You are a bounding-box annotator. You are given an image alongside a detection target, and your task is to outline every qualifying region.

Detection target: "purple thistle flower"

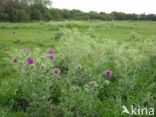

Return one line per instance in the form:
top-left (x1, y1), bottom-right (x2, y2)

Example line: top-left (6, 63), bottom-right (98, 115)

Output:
top-left (51, 56), bottom-right (56, 61)
top-left (12, 32), bottom-right (15, 34)
top-left (55, 69), bottom-right (61, 74)
top-left (106, 70), bottom-right (112, 77)
top-left (47, 48), bottom-right (54, 54)
top-left (27, 57), bottom-right (34, 65)
top-left (12, 58), bottom-right (17, 63)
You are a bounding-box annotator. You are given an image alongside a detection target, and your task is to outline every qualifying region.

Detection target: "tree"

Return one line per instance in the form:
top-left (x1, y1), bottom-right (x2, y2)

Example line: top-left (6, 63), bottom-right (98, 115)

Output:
top-left (50, 8), bottom-right (63, 20)
top-left (0, 0), bottom-right (156, 22)
top-left (0, 5), bottom-right (8, 21)
top-left (17, 10), bottom-right (30, 21)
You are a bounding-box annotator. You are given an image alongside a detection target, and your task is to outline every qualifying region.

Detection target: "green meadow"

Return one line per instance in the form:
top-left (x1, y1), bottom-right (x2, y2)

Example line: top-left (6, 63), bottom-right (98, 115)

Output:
top-left (0, 21), bottom-right (156, 116)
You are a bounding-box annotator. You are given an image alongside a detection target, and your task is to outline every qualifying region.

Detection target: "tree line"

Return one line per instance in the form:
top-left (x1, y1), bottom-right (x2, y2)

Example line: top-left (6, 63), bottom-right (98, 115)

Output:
top-left (0, 0), bottom-right (156, 22)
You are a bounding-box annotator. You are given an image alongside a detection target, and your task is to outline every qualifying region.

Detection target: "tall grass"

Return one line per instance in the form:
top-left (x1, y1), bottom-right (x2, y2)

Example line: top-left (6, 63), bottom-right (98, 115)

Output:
top-left (1, 28), bottom-right (155, 116)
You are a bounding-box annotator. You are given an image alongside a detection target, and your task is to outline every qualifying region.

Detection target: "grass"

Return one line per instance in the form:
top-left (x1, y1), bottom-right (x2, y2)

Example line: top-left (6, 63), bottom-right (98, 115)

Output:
top-left (0, 20), bottom-right (156, 117)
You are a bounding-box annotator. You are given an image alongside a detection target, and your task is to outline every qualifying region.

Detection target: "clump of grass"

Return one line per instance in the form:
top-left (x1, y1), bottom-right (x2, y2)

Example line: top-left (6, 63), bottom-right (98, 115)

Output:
top-left (0, 25), bottom-right (8, 29)
top-left (86, 28), bottom-right (96, 37)
top-left (64, 23), bottom-right (79, 28)
top-left (54, 31), bottom-right (64, 40)
top-left (129, 32), bottom-right (141, 41)
top-left (39, 20), bottom-right (45, 25)
top-left (13, 26), bottom-right (20, 29)
top-left (48, 24), bottom-right (59, 31)
top-left (107, 22), bottom-right (115, 28)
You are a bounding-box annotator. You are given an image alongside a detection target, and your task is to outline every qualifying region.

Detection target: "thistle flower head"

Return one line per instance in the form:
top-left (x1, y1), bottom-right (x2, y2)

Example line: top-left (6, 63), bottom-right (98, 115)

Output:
top-left (75, 87), bottom-right (81, 93)
top-left (72, 86), bottom-right (81, 93)
top-left (106, 70), bottom-right (112, 77)
top-left (76, 64), bottom-right (82, 70)
top-left (27, 57), bottom-right (34, 65)
top-left (47, 48), bottom-right (54, 54)
top-left (51, 55), bottom-right (56, 61)
top-left (89, 81), bottom-right (98, 87)
top-left (55, 69), bottom-right (61, 74)
top-left (104, 80), bottom-right (110, 85)
top-left (56, 76), bottom-right (61, 80)
top-left (12, 58), bottom-right (17, 63)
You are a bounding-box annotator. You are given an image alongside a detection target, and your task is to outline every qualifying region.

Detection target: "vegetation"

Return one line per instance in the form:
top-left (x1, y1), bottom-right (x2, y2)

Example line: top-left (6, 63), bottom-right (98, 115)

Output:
top-left (0, 21), bottom-right (156, 116)
top-left (0, 0), bottom-right (156, 22)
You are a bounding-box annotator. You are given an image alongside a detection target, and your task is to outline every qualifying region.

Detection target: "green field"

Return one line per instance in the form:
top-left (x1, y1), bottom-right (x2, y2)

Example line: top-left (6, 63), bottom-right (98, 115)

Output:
top-left (0, 21), bottom-right (156, 116)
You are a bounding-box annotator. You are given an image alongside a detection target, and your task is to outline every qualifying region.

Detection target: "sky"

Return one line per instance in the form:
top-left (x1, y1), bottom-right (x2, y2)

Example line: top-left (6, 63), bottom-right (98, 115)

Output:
top-left (52, 0), bottom-right (156, 14)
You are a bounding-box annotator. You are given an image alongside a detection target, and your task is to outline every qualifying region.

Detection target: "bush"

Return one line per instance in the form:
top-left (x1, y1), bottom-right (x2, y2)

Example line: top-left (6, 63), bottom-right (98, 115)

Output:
top-left (129, 32), bottom-right (141, 41)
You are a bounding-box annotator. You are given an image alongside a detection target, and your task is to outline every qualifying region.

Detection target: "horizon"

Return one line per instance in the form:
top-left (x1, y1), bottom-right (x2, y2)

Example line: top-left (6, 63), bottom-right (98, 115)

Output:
top-left (52, 0), bottom-right (156, 15)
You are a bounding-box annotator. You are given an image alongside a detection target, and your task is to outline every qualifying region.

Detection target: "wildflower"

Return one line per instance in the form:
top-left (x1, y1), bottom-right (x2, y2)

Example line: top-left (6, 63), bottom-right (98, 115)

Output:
top-left (72, 86), bottom-right (81, 93)
top-left (49, 84), bottom-right (54, 89)
top-left (76, 64), bottom-right (82, 70)
top-left (12, 58), bottom-right (17, 63)
top-left (12, 32), bottom-right (15, 34)
top-left (89, 81), bottom-right (98, 87)
top-left (56, 76), bottom-right (61, 80)
top-left (47, 48), bottom-right (54, 54)
top-left (24, 48), bottom-right (30, 54)
top-left (27, 57), bottom-right (34, 65)
top-left (51, 55), bottom-right (56, 61)
top-left (75, 87), bottom-right (81, 93)
top-left (106, 70), bottom-right (112, 77)
top-left (41, 64), bottom-right (45, 69)
top-left (104, 80), bottom-right (110, 85)
top-left (20, 62), bottom-right (24, 66)
top-left (55, 69), bottom-right (61, 74)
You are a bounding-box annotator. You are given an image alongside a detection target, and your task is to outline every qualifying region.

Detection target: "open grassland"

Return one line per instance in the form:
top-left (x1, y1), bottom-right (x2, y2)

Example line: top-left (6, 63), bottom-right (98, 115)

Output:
top-left (0, 21), bottom-right (156, 117)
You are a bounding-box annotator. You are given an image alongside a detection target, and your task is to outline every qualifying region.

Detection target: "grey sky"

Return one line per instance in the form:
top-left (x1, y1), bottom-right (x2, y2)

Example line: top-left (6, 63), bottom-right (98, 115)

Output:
top-left (52, 0), bottom-right (156, 14)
